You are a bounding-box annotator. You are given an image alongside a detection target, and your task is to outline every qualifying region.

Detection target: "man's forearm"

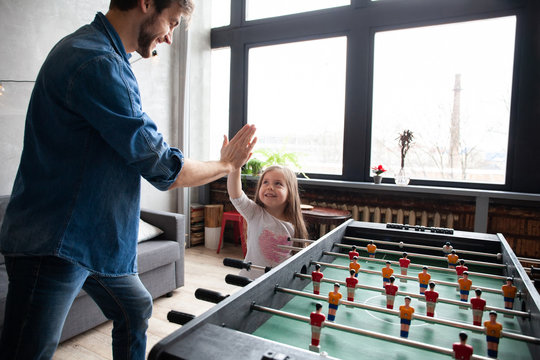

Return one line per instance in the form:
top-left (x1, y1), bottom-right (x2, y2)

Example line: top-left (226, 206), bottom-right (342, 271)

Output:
top-left (168, 158), bottom-right (233, 189)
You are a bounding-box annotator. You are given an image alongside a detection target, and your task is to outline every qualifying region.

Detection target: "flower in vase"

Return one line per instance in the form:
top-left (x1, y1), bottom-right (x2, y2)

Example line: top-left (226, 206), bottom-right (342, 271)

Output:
top-left (371, 165), bottom-right (387, 176)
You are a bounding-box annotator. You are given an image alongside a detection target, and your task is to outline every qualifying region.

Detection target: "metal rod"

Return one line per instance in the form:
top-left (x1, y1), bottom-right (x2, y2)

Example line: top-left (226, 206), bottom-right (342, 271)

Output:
top-left (294, 273), bottom-right (528, 318)
top-left (335, 243), bottom-right (506, 269)
top-left (326, 250), bottom-right (507, 281)
top-left (315, 260), bottom-right (503, 295)
top-left (518, 256), bottom-right (540, 265)
top-left (252, 304), bottom-right (493, 360)
top-left (288, 237), bottom-right (315, 244)
top-left (343, 235), bottom-right (501, 260)
top-left (277, 245), bottom-right (304, 251)
top-left (275, 287), bottom-right (540, 344)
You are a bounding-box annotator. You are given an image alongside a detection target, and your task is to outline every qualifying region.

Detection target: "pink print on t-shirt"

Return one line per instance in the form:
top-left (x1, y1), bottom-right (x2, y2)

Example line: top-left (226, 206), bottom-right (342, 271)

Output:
top-left (259, 229), bottom-right (290, 263)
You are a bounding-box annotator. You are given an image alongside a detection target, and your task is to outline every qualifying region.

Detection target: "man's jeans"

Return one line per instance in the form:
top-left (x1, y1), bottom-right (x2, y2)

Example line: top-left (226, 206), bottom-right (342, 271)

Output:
top-left (0, 256), bottom-right (152, 360)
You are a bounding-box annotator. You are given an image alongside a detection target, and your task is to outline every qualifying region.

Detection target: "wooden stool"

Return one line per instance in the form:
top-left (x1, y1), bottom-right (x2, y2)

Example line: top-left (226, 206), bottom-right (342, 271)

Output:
top-left (217, 211), bottom-right (247, 257)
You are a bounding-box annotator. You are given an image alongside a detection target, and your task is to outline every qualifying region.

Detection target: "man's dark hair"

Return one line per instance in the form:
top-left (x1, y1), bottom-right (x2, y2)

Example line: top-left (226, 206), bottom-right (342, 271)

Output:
top-left (110, 0), bottom-right (194, 18)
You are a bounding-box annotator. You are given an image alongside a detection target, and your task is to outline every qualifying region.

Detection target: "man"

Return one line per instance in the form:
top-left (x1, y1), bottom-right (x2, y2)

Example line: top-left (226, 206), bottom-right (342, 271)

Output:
top-left (453, 332), bottom-right (474, 360)
top-left (384, 276), bottom-right (398, 309)
top-left (309, 302), bottom-right (326, 352)
top-left (0, 1), bottom-right (257, 359)
top-left (399, 252), bottom-right (410, 283)
top-left (381, 261), bottom-right (394, 288)
top-left (311, 263), bottom-right (324, 295)
top-left (345, 269), bottom-right (358, 301)
top-left (399, 296), bottom-right (414, 338)
top-left (470, 288), bottom-right (487, 326)
top-left (458, 271), bottom-right (473, 302)
top-left (424, 282), bottom-right (439, 317)
top-left (327, 283), bottom-right (342, 322)
top-left (418, 266), bottom-right (431, 295)
top-left (484, 311), bottom-right (503, 358)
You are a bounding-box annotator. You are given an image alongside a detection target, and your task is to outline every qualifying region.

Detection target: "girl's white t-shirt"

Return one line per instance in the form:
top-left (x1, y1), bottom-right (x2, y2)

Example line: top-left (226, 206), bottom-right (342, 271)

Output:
top-left (230, 191), bottom-right (294, 279)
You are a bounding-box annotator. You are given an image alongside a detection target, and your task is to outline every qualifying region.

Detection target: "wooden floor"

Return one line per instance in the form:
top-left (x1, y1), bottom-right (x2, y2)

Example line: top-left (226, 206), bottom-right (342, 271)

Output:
top-left (53, 244), bottom-right (244, 360)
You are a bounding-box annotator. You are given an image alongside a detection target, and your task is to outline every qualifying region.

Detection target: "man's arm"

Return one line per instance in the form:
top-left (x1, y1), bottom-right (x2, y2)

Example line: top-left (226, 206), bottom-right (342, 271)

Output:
top-left (169, 124), bottom-right (256, 189)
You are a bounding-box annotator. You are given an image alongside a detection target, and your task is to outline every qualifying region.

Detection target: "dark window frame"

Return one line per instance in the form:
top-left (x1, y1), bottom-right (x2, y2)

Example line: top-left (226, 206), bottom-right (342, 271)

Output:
top-left (211, 0), bottom-right (540, 193)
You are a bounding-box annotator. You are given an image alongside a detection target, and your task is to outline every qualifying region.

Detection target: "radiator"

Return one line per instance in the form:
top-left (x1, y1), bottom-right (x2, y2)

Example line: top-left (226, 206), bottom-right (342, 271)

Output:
top-left (308, 201), bottom-right (458, 230)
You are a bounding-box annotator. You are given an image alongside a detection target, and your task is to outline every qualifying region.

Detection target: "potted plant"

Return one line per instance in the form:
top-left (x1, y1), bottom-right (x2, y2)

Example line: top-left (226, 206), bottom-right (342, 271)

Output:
top-left (395, 129), bottom-right (414, 186)
top-left (371, 164), bottom-right (386, 184)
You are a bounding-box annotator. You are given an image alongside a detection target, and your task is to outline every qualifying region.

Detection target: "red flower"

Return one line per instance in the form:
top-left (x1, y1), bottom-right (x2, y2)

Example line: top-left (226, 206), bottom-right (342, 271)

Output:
top-left (371, 165), bottom-right (387, 175)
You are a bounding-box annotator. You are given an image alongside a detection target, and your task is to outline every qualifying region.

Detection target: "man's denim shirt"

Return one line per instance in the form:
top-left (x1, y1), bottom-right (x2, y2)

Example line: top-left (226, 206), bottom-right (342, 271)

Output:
top-left (0, 13), bottom-right (183, 276)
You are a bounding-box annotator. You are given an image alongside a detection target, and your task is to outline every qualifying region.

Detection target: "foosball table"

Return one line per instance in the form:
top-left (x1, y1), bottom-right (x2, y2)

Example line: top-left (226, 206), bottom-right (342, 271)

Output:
top-left (149, 220), bottom-right (540, 360)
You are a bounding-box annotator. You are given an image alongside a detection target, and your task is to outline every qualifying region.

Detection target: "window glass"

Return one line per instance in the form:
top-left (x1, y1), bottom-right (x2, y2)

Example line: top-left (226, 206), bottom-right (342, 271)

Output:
top-left (248, 37), bottom-right (347, 175)
top-left (211, 0), bottom-right (230, 28)
top-left (210, 47), bottom-right (231, 159)
top-left (371, 16), bottom-right (516, 184)
top-left (246, 0), bottom-right (350, 21)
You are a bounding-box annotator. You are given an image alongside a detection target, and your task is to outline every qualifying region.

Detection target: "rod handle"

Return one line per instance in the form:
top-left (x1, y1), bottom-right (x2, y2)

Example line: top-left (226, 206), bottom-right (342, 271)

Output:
top-left (225, 274), bottom-right (252, 287)
top-left (223, 257), bottom-right (251, 270)
top-left (167, 310), bottom-right (195, 325)
top-left (195, 288), bottom-right (229, 304)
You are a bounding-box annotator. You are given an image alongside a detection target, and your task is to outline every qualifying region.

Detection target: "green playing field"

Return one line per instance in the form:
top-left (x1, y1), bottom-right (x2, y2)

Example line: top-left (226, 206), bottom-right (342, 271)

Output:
top-left (253, 253), bottom-right (532, 360)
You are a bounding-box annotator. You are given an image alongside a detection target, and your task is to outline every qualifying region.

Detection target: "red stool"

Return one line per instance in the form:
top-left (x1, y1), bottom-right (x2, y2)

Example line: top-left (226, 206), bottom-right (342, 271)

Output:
top-left (217, 211), bottom-right (247, 257)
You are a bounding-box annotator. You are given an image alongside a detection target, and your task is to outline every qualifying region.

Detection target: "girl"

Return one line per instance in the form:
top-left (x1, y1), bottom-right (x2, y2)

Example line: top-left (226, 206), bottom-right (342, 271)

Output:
top-left (227, 165), bottom-right (308, 279)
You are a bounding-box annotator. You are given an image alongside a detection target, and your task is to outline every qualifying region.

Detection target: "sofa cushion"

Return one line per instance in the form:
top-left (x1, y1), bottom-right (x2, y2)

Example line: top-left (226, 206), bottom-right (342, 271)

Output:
top-left (138, 219), bottom-right (164, 243)
top-left (137, 240), bottom-right (180, 274)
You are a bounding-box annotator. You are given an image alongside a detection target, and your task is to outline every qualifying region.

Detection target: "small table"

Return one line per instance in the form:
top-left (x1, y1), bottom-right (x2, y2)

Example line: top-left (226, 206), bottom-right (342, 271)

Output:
top-left (302, 206), bottom-right (352, 239)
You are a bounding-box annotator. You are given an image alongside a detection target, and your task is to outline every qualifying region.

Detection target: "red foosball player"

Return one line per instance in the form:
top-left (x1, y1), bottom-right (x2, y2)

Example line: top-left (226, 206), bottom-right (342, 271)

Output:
top-left (443, 241), bottom-right (453, 256)
top-left (385, 276), bottom-right (398, 309)
top-left (448, 250), bottom-right (459, 269)
top-left (311, 264), bottom-right (324, 295)
top-left (453, 331), bottom-right (474, 360)
top-left (399, 252), bottom-right (411, 283)
top-left (458, 271), bottom-right (473, 302)
top-left (502, 277), bottom-right (517, 312)
top-left (382, 261), bottom-right (394, 288)
top-left (349, 256), bottom-right (361, 278)
top-left (424, 282), bottom-right (439, 317)
top-left (455, 259), bottom-right (468, 283)
top-left (418, 266), bottom-right (431, 295)
top-left (399, 296), bottom-right (414, 338)
top-left (484, 311), bottom-right (503, 359)
top-left (327, 283), bottom-right (342, 322)
top-left (366, 240), bottom-right (377, 258)
top-left (348, 245), bottom-right (359, 261)
top-left (470, 288), bottom-right (487, 326)
top-left (345, 269), bottom-right (359, 301)
top-left (309, 302), bottom-right (326, 353)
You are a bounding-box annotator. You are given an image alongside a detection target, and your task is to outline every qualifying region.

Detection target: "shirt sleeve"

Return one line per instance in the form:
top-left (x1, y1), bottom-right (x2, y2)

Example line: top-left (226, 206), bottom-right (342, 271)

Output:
top-left (66, 53), bottom-right (182, 191)
top-left (230, 191), bottom-right (261, 221)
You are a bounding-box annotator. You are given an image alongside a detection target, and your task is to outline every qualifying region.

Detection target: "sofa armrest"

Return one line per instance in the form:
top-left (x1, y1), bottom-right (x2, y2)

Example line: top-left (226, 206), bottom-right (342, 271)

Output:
top-left (140, 208), bottom-right (185, 287)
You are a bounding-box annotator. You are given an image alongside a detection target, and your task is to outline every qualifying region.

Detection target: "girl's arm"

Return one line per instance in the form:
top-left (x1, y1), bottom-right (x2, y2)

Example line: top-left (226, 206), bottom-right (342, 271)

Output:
top-left (227, 168), bottom-right (243, 199)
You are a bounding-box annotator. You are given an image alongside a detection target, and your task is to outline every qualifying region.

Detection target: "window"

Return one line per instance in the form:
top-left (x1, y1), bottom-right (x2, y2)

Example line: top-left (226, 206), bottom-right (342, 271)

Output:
top-left (247, 37), bottom-right (347, 175)
top-left (209, 47), bottom-right (230, 159)
top-left (246, 0), bottom-right (350, 21)
top-left (211, 0), bottom-right (230, 28)
top-left (371, 16), bottom-right (516, 184)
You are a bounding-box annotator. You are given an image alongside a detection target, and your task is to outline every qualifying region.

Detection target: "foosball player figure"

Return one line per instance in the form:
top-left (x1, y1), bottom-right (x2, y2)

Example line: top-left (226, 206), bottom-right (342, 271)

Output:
top-left (399, 252), bottom-right (411, 283)
top-left (424, 282), bottom-right (439, 317)
top-left (502, 277), bottom-right (517, 317)
top-left (348, 245), bottom-right (359, 261)
top-left (311, 264), bottom-right (324, 295)
top-left (349, 256), bottom-right (361, 278)
top-left (443, 241), bottom-right (453, 256)
top-left (367, 240), bottom-right (377, 258)
top-left (385, 276), bottom-right (398, 309)
top-left (456, 259), bottom-right (468, 284)
top-left (345, 269), bottom-right (359, 302)
top-left (327, 283), bottom-right (342, 322)
top-left (448, 250), bottom-right (459, 269)
top-left (453, 331), bottom-right (474, 360)
top-left (470, 288), bottom-right (487, 326)
top-left (458, 271), bottom-right (473, 303)
top-left (399, 296), bottom-right (414, 338)
top-left (418, 266), bottom-right (431, 295)
top-left (382, 261), bottom-right (394, 288)
top-left (309, 302), bottom-right (326, 353)
top-left (484, 311), bottom-right (503, 359)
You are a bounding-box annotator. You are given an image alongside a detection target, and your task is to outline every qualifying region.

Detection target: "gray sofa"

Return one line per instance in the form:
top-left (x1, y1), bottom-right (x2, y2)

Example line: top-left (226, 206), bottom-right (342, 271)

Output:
top-left (0, 195), bottom-right (184, 342)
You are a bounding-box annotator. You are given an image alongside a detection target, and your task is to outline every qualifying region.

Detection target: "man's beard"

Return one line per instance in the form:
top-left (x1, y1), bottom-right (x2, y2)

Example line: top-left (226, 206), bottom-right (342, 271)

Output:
top-left (137, 13), bottom-right (159, 58)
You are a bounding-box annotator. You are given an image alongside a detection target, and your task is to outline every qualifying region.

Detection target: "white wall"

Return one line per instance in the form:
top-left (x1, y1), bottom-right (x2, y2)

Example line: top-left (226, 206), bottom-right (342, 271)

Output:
top-left (0, 0), bottom-right (185, 212)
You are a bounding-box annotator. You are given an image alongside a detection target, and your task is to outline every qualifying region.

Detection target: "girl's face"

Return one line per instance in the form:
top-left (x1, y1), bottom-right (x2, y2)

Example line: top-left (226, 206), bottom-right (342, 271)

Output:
top-left (258, 169), bottom-right (289, 211)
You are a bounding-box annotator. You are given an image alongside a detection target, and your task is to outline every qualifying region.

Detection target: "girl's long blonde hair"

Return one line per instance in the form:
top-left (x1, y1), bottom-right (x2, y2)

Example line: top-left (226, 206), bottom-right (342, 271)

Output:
top-left (254, 165), bottom-right (308, 240)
